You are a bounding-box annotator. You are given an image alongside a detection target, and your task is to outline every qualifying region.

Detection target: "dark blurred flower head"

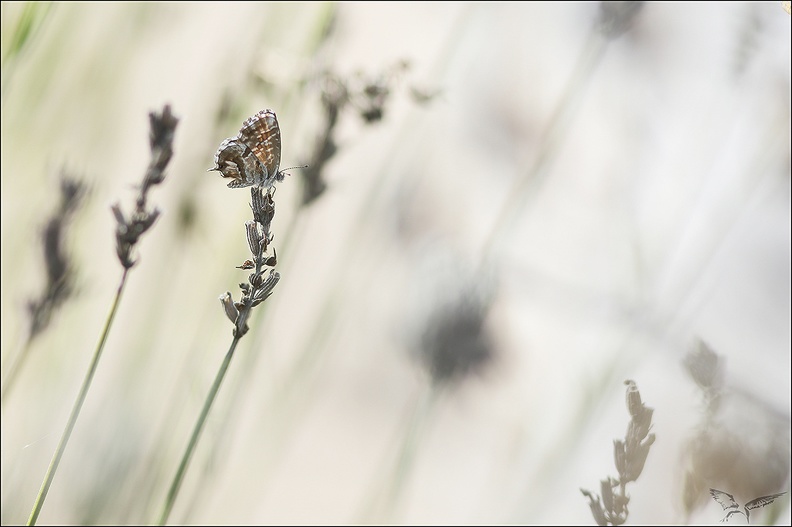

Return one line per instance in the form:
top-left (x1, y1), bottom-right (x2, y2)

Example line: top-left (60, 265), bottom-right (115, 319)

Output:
top-left (596, 1), bottom-right (644, 39)
top-left (419, 287), bottom-right (495, 385)
top-left (409, 250), bottom-right (498, 387)
top-left (27, 172), bottom-right (88, 340)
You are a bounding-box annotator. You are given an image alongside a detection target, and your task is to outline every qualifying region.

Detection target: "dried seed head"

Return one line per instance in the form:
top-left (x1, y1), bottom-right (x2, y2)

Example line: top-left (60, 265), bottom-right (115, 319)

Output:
top-left (112, 106), bottom-right (177, 270)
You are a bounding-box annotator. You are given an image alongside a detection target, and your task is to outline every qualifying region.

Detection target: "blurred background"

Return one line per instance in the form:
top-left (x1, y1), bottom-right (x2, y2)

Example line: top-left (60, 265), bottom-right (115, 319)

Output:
top-left (1, 2), bottom-right (790, 525)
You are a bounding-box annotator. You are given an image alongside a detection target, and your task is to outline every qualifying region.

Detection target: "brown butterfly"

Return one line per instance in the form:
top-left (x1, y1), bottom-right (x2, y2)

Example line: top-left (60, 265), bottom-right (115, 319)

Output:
top-left (209, 109), bottom-right (284, 189)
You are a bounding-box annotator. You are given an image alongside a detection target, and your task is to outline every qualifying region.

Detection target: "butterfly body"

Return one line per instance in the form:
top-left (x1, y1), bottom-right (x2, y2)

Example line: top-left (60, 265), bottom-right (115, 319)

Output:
top-left (209, 109), bottom-right (283, 189)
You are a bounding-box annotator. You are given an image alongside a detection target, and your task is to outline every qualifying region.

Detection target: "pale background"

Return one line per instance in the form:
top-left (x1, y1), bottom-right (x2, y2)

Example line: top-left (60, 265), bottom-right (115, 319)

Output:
top-left (1, 2), bottom-right (790, 525)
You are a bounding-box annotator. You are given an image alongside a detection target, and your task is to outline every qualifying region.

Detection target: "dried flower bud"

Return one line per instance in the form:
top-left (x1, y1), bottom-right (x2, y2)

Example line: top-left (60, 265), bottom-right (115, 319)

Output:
top-left (635, 434), bottom-right (655, 475)
top-left (250, 186), bottom-right (275, 226)
top-left (627, 406), bottom-right (653, 444)
top-left (581, 489), bottom-right (608, 526)
top-left (252, 270), bottom-right (280, 305)
top-left (624, 379), bottom-right (643, 417)
top-left (601, 478), bottom-right (615, 512)
top-left (613, 439), bottom-right (627, 478)
top-left (147, 104), bottom-right (178, 176)
top-left (111, 203), bottom-right (126, 225)
top-left (611, 492), bottom-right (629, 518)
top-left (139, 208), bottom-right (161, 231)
top-left (245, 220), bottom-right (264, 256)
top-left (219, 292), bottom-right (239, 323)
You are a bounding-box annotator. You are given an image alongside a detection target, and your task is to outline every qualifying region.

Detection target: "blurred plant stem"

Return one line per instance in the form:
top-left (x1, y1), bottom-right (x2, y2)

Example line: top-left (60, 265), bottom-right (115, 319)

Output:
top-left (25, 105), bottom-right (177, 525)
top-left (483, 2), bottom-right (645, 263)
top-left (0, 1), bottom-right (54, 105)
top-left (157, 337), bottom-right (239, 526)
top-left (26, 269), bottom-right (129, 526)
top-left (358, 385), bottom-right (442, 523)
top-left (482, 28), bottom-right (608, 262)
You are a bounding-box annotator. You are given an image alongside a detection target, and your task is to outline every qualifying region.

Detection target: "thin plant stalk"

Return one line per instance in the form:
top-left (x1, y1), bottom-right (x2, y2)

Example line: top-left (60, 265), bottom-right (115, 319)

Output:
top-left (483, 2), bottom-right (645, 262)
top-left (169, 207), bottom-right (302, 525)
top-left (26, 268), bottom-right (129, 526)
top-left (157, 337), bottom-right (240, 526)
top-left (158, 182), bottom-right (281, 524)
top-left (24, 104), bottom-right (177, 525)
top-left (481, 29), bottom-right (607, 261)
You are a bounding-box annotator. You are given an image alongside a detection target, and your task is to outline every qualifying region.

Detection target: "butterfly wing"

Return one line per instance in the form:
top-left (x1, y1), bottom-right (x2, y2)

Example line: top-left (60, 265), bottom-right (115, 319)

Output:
top-left (209, 138), bottom-right (245, 184)
top-left (238, 109), bottom-right (281, 182)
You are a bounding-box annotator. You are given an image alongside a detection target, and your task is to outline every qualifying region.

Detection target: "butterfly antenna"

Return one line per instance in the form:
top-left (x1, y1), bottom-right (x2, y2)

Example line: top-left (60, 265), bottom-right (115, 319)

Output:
top-left (280, 164), bottom-right (309, 172)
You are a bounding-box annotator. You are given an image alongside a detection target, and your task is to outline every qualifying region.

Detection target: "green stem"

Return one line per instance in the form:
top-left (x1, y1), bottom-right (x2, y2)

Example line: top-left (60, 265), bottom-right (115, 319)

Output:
top-left (157, 337), bottom-right (240, 526)
top-left (27, 267), bottom-right (130, 526)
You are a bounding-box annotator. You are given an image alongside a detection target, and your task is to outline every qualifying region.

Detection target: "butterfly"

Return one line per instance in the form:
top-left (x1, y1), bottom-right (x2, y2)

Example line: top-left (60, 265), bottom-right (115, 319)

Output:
top-left (209, 109), bottom-right (284, 189)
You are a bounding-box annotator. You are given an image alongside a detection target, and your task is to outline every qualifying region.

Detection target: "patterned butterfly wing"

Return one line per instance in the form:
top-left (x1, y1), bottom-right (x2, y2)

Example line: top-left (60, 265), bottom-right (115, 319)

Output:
top-left (210, 138), bottom-right (244, 182)
top-left (209, 109), bottom-right (284, 189)
top-left (238, 109), bottom-right (282, 184)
